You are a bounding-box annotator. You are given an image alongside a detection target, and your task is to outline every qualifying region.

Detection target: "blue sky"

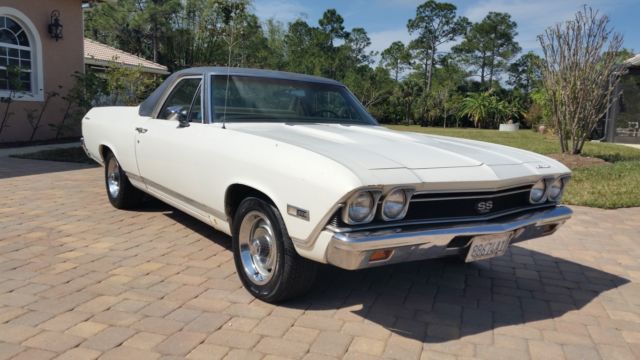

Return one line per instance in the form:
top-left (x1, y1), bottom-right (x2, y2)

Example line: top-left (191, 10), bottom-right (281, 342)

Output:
top-left (254, 0), bottom-right (639, 60)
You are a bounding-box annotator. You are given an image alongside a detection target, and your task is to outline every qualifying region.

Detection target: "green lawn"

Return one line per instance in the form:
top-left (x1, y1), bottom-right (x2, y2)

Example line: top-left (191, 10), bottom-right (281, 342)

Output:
top-left (388, 125), bottom-right (640, 209)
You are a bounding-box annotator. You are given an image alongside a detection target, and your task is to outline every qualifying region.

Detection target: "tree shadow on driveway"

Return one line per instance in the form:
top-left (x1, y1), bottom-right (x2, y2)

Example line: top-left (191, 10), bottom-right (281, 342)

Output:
top-left (282, 246), bottom-right (628, 343)
top-left (156, 204), bottom-right (628, 344)
top-left (0, 156), bottom-right (97, 179)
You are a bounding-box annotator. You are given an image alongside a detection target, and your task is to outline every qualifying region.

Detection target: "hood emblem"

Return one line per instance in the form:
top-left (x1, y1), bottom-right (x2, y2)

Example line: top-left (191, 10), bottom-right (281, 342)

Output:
top-left (476, 200), bottom-right (493, 214)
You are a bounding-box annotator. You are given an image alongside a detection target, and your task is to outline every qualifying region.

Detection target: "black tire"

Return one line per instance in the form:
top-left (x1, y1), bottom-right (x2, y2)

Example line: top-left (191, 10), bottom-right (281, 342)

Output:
top-left (104, 151), bottom-right (144, 209)
top-left (232, 197), bottom-right (317, 302)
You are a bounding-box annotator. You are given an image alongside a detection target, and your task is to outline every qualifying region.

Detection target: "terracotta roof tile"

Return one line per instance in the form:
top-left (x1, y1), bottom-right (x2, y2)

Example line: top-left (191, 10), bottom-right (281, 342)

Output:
top-left (84, 38), bottom-right (169, 75)
top-left (625, 54), bottom-right (640, 67)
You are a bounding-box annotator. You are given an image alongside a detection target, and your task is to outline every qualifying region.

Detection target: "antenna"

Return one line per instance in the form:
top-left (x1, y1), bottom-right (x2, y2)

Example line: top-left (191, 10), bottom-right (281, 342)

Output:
top-left (221, 4), bottom-right (242, 130)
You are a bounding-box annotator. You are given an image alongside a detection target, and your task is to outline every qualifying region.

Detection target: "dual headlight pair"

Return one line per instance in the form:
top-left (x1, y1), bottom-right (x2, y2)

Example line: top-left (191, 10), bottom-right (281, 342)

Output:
top-left (530, 177), bottom-right (569, 204)
top-left (343, 188), bottom-right (413, 225)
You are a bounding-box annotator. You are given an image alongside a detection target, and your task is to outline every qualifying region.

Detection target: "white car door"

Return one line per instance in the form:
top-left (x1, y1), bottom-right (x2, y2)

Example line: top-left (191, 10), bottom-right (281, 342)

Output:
top-left (135, 76), bottom-right (214, 219)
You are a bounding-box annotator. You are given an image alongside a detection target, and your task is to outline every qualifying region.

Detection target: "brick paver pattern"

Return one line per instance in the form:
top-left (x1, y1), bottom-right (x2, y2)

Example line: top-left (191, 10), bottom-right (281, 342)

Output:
top-left (1, 157), bottom-right (639, 360)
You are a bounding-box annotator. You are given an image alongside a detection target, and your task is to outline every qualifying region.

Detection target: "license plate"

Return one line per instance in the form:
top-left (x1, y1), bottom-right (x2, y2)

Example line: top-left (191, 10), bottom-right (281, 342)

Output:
top-left (465, 232), bottom-right (513, 262)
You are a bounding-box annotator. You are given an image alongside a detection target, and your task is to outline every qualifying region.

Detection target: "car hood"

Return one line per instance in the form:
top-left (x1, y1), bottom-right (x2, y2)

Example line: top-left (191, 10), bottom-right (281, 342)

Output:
top-left (229, 123), bottom-right (559, 171)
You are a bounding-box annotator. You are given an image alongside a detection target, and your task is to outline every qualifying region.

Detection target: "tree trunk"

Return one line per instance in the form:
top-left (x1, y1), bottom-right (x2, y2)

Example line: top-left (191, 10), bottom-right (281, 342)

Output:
top-left (423, 57), bottom-right (429, 91)
top-left (0, 99), bottom-right (12, 136)
top-left (443, 107), bottom-right (448, 128)
top-left (480, 53), bottom-right (486, 84)
top-left (405, 102), bottom-right (409, 122)
top-left (394, 60), bottom-right (399, 82)
top-left (426, 42), bottom-right (436, 93)
top-left (56, 100), bottom-right (73, 139)
top-left (152, 20), bottom-right (158, 63)
top-left (488, 49), bottom-right (497, 88)
top-left (30, 95), bottom-right (52, 142)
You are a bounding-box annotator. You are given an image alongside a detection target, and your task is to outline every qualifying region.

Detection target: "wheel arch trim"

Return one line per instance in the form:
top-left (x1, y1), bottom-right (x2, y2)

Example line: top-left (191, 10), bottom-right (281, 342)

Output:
top-left (225, 183), bottom-right (280, 225)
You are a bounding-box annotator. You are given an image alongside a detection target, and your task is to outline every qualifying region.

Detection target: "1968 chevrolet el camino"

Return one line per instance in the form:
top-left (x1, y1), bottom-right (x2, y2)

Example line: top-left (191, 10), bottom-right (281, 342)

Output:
top-left (82, 67), bottom-right (573, 302)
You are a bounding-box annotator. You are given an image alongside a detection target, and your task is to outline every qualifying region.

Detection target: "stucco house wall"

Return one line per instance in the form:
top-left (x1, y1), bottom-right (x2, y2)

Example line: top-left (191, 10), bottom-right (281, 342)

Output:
top-left (0, 0), bottom-right (84, 143)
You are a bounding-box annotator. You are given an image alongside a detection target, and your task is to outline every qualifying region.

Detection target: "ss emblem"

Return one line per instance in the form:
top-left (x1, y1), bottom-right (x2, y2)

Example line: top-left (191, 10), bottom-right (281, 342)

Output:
top-left (476, 200), bottom-right (493, 214)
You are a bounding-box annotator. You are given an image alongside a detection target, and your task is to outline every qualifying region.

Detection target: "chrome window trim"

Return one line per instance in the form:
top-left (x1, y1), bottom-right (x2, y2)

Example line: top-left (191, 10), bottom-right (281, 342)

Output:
top-left (186, 82), bottom-right (203, 123)
top-left (151, 75), bottom-right (203, 120)
top-left (205, 72), bottom-right (213, 124)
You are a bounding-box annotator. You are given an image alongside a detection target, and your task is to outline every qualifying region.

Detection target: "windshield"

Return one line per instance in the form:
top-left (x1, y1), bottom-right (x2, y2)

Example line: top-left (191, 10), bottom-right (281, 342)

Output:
top-left (211, 75), bottom-right (376, 125)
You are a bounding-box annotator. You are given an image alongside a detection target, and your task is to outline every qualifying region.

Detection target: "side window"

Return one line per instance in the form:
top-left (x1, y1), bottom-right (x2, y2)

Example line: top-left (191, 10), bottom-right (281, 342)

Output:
top-left (157, 78), bottom-right (202, 122)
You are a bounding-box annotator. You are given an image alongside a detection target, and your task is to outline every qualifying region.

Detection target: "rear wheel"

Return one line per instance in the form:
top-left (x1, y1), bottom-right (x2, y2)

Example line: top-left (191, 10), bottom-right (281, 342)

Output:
top-left (104, 151), bottom-right (143, 209)
top-left (232, 197), bottom-right (317, 302)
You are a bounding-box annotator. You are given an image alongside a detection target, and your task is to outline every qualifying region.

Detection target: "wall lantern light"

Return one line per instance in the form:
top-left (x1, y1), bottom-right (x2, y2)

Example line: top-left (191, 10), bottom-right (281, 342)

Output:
top-left (48, 10), bottom-right (63, 41)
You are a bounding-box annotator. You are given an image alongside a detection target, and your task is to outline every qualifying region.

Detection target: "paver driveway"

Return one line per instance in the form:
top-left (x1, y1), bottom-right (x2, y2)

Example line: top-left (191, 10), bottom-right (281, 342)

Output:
top-left (1, 156), bottom-right (640, 360)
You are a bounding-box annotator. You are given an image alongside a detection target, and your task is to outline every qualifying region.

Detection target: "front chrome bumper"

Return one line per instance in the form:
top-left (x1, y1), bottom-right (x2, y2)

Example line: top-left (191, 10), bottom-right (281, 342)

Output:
top-left (325, 206), bottom-right (573, 270)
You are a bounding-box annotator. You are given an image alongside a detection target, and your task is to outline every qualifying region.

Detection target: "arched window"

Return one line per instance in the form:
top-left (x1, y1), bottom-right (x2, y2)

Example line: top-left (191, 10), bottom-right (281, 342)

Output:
top-left (0, 8), bottom-right (42, 100)
top-left (0, 16), bottom-right (31, 93)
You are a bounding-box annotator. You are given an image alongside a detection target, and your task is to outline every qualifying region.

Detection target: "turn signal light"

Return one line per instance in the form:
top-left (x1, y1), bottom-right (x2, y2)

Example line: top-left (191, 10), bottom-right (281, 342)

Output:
top-left (369, 250), bottom-right (393, 262)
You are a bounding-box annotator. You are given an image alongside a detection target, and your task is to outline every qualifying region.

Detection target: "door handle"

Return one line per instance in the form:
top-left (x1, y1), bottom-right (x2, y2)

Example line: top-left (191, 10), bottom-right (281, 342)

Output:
top-left (135, 127), bottom-right (148, 134)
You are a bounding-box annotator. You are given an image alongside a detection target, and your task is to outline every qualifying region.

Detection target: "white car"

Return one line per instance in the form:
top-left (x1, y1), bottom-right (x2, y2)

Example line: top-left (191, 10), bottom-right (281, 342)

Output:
top-left (82, 67), bottom-right (573, 302)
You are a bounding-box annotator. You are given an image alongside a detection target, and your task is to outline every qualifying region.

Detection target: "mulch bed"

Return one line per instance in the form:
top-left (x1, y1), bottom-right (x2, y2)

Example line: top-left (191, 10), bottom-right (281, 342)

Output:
top-left (548, 153), bottom-right (610, 169)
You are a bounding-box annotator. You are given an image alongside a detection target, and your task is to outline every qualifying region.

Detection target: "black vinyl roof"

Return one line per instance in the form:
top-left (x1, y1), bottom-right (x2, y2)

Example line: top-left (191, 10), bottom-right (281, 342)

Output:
top-left (139, 67), bottom-right (342, 117)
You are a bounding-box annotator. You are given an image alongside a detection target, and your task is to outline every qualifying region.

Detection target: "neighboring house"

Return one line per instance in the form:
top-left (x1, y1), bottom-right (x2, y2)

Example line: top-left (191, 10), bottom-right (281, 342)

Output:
top-left (0, 1), bottom-right (167, 144)
top-left (84, 38), bottom-right (168, 106)
top-left (604, 54), bottom-right (640, 144)
top-left (84, 38), bottom-right (169, 75)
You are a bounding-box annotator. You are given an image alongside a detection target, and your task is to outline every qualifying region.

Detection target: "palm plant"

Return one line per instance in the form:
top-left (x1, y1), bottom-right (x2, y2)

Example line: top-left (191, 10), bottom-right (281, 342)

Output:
top-left (459, 91), bottom-right (524, 128)
top-left (395, 79), bottom-right (422, 123)
top-left (459, 92), bottom-right (493, 128)
top-left (493, 98), bottom-right (523, 124)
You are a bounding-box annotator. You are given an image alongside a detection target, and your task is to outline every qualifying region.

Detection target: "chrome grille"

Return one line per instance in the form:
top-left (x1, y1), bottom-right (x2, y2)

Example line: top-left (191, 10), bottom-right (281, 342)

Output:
top-left (328, 184), bottom-right (548, 229)
top-left (405, 185), bottom-right (533, 220)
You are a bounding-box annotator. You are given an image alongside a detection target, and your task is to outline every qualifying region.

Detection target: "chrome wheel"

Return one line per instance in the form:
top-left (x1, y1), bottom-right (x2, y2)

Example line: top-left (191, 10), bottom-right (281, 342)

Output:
top-left (238, 211), bottom-right (278, 285)
top-left (106, 157), bottom-right (121, 198)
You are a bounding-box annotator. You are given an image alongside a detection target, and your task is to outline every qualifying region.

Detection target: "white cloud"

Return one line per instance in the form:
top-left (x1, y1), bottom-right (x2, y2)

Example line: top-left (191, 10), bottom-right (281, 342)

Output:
top-left (463, 0), bottom-right (631, 52)
top-left (373, 0), bottom-right (422, 8)
top-left (253, 0), bottom-right (309, 23)
top-left (368, 29), bottom-right (413, 54)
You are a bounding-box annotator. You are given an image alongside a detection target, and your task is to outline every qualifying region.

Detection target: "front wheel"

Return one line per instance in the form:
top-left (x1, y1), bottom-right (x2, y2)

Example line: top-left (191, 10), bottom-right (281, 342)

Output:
top-left (232, 198), bottom-right (317, 302)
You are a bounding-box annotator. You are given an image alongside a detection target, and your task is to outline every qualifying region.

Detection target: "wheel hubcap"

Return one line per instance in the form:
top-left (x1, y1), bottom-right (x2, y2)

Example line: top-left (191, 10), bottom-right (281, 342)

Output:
top-left (238, 211), bottom-right (278, 285)
top-left (107, 158), bottom-right (121, 198)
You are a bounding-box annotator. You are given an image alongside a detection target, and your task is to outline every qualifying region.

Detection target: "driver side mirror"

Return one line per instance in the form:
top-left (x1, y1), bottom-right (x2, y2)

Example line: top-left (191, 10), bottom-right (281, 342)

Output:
top-left (166, 106), bottom-right (190, 127)
top-left (171, 108), bottom-right (190, 128)
top-left (178, 115), bottom-right (190, 128)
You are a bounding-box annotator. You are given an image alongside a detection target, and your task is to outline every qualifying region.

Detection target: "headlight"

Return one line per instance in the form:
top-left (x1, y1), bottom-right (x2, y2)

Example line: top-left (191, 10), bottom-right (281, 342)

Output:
top-left (548, 177), bottom-right (566, 202)
top-left (530, 179), bottom-right (547, 203)
top-left (345, 191), bottom-right (377, 224)
top-left (381, 188), bottom-right (412, 221)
